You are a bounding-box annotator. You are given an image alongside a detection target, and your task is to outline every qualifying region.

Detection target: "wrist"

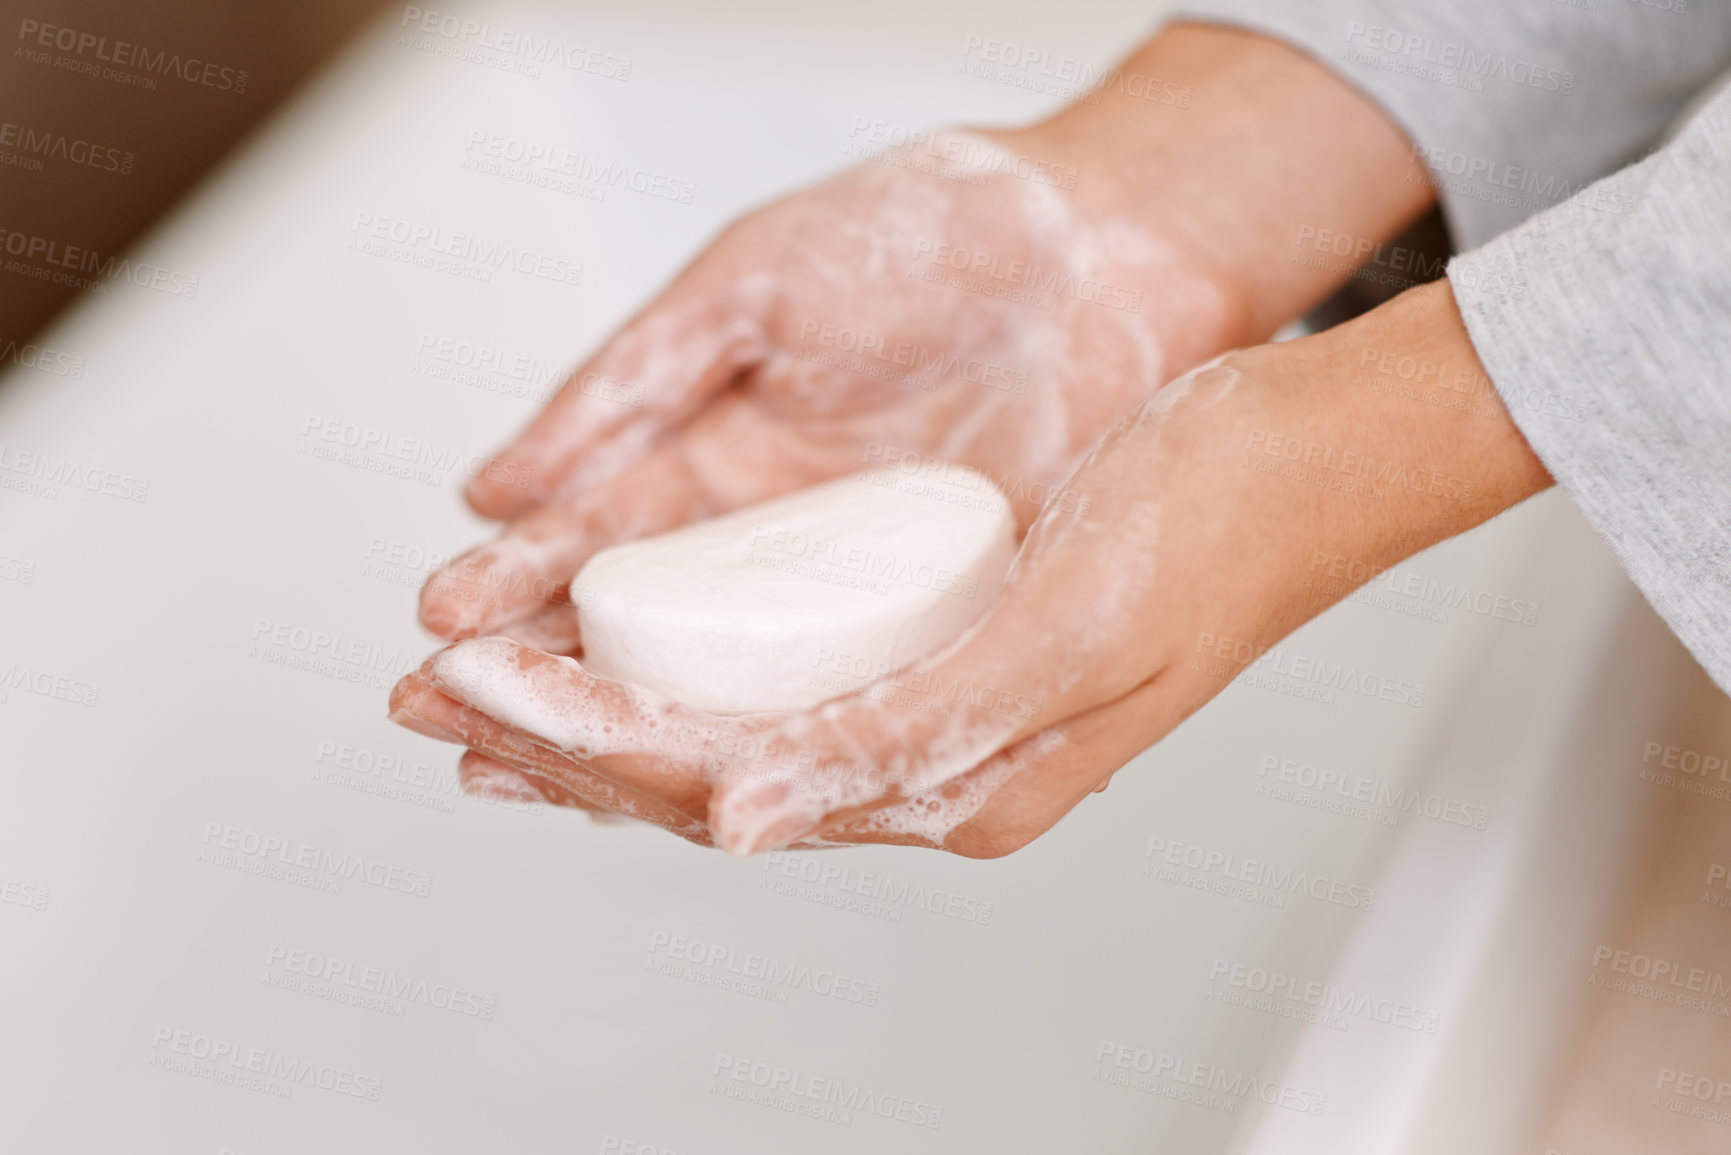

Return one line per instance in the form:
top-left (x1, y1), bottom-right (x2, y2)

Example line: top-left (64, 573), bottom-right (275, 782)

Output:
top-left (1140, 281), bottom-right (1549, 708)
top-left (1308, 279), bottom-right (1553, 537)
top-left (1015, 23), bottom-right (1436, 344)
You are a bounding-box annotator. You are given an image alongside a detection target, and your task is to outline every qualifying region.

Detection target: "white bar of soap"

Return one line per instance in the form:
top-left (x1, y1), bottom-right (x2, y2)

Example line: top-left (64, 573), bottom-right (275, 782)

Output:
top-left (571, 467), bottom-right (1017, 714)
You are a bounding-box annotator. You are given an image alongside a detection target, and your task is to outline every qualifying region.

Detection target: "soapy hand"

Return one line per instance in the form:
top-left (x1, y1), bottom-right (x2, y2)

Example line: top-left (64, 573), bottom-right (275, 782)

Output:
top-left (392, 24), bottom-right (1450, 849)
top-left (416, 125), bottom-right (1242, 646)
top-left (414, 22), bottom-right (1438, 648)
top-left (391, 281), bottom-right (1551, 855)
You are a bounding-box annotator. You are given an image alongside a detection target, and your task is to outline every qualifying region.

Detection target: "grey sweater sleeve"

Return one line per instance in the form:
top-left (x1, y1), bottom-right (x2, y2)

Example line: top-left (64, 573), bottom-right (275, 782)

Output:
top-left (1448, 90), bottom-right (1731, 690)
top-left (1166, 0), bottom-right (1731, 247)
top-left (1169, 3), bottom-right (1731, 689)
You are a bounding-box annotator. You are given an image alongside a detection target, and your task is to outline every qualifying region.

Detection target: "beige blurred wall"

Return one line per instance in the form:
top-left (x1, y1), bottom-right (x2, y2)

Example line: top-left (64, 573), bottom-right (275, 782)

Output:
top-left (0, 0), bottom-right (388, 348)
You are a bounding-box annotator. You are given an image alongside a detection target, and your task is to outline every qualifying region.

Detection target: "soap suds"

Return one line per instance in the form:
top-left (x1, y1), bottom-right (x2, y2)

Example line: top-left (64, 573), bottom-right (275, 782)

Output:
top-left (432, 637), bottom-right (690, 762)
top-left (851, 732), bottom-right (1057, 845)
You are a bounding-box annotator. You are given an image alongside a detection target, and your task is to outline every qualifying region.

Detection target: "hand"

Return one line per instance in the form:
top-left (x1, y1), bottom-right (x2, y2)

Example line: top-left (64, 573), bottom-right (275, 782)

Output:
top-left (417, 127), bottom-right (1236, 645)
top-left (392, 24), bottom-right (1444, 842)
top-left (390, 280), bottom-right (1552, 855)
top-left (414, 23), bottom-right (1435, 646)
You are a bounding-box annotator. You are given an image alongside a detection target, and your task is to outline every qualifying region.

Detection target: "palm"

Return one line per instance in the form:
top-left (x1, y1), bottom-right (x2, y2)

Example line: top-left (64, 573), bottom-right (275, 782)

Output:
top-left (674, 137), bottom-right (1220, 521)
top-left (404, 131), bottom-right (1241, 838)
top-left (419, 129), bottom-right (1231, 643)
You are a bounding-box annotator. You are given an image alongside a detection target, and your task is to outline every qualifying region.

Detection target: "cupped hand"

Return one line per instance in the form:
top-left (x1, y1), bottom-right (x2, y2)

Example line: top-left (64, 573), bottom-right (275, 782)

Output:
top-left (417, 125), bottom-right (1247, 644)
top-left (391, 280), bottom-right (1551, 856)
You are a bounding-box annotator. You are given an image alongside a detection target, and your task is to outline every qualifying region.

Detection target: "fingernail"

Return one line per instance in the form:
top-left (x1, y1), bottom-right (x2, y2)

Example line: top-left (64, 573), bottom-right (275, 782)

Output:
top-left (419, 602), bottom-right (483, 641)
top-left (462, 471), bottom-right (494, 507)
top-left (464, 465), bottom-right (526, 517)
top-left (419, 579), bottom-right (489, 640)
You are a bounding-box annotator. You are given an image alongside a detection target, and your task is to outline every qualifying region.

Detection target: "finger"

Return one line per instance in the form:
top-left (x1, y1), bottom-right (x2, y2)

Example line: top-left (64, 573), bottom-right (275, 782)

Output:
top-left (400, 649), bottom-right (852, 850)
top-left (492, 602), bottom-right (584, 656)
top-left (419, 442), bottom-right (707, 640)
top-left (918, 677), bottom-right (1183, 857)
top-left (818, 671), bottom-right (1188, 854)
top-left (421, 637), bottom-right (775, 819)
top-left (464, 251), bottom-right (770, 520)
top-left (425, 369), bottom-right (899, 642)
top-left (705, 675), bottom-right (1036, 858)
top-left (457, 750), bottom-right (580, 808)
top-left (388, 665), bottom-right (715, 845)
top-left (816, 758), bottom-right (1023, 850)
